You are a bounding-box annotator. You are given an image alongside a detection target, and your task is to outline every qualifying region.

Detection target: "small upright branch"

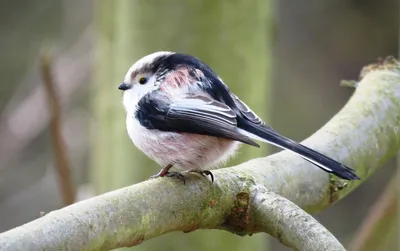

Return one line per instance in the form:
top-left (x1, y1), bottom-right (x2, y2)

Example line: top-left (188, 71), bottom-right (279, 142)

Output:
top-left (348, 173), bottom-right (397, 251)
top-left (40, 49), bottom-right (75, 205)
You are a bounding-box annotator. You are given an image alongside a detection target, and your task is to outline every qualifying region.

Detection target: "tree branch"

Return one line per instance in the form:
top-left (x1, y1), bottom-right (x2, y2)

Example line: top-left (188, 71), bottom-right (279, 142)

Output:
top-left (0, 57), bottom-right (399, 250)
top-left (251, 186), bottom-right (345, 251)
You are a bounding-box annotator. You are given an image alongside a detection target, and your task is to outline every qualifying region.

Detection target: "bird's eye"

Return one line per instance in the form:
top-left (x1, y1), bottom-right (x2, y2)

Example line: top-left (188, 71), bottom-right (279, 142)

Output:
top-left (138, 77), bottom-right (148, 85)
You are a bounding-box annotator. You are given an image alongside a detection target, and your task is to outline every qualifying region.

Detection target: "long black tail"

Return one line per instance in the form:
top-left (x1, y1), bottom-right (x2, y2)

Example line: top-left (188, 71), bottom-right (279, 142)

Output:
top-left (239, 121), bottom-right (360, 180)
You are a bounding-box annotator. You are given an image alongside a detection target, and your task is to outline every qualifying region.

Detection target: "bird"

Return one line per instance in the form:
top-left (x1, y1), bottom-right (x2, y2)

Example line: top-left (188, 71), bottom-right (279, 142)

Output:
top-left (118, 51), bottom-right (359, 183)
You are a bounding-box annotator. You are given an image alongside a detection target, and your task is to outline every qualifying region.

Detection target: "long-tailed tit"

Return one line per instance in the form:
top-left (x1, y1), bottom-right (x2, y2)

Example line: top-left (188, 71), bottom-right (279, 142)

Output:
top-left (118, 51), bottom-right (359, 182)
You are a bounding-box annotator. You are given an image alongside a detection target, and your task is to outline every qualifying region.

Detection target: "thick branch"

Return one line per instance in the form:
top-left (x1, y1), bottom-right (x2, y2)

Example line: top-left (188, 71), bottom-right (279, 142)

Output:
top-left (0, 58), bottom-right (399, 250)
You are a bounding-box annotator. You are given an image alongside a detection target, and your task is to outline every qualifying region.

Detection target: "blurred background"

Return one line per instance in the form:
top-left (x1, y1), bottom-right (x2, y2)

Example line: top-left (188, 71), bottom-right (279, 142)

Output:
top-left (0, 0), bottom-right (398, 250)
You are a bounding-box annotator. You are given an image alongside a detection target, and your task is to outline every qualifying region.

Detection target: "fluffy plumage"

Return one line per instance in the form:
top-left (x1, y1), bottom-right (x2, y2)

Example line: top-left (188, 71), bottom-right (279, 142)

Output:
top-left (119, 51), bottom-right (359, 180)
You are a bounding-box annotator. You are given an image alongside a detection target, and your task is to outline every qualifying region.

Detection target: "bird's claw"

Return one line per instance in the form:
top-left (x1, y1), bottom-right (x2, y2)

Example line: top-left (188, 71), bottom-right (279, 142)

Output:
top-left (147, 174), bottom-right (160, 180)
top-left (184, 169), bottom-right (214, 183)
top-left (148, 165), bottom-right (213, 184)
top-left (148, 171), bottom-right (186, 184)
top-left (165, 172), bottom-right (186, 184)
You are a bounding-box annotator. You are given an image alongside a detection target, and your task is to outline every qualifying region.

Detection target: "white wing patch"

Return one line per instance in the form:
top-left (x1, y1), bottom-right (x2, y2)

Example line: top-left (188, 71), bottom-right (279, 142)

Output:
top-left (170, 95), bottom-right (237, 127)
top-left (231, 94), bottom-right (264, 124)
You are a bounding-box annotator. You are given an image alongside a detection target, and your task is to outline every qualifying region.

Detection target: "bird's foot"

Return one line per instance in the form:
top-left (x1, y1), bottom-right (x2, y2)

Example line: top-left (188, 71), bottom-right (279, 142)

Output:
top-left (184, 169), bottom-right (214, 183)
top-left (148, 164), bottom-right (186, 184)
top-left (147, 165), bottom-right (213, 184)
top-left (165, 172), bottom-right (186, 184)
top-left (148, 172), bottom-right (186, 184)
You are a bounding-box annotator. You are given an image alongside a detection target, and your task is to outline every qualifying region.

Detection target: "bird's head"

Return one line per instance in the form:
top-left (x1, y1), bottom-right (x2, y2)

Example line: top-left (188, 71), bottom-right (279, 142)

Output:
top-left (118, 51), bottom-right (219, 112)
top-left (118, 51), bottom-right (174, 111)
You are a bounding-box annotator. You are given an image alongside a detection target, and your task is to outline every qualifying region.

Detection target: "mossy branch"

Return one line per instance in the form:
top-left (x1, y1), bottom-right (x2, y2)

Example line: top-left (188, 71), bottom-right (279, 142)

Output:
top-left (0, 58), bottom-right (399, 251)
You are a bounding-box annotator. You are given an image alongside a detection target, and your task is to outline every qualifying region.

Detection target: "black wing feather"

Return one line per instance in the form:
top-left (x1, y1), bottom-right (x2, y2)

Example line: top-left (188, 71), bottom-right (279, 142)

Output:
top-left (239, 121), bottom-right (359, 180)
top-left (197, 70), bottom-right (359, 180)
top-left (135, 92), bottom-right (259, 147)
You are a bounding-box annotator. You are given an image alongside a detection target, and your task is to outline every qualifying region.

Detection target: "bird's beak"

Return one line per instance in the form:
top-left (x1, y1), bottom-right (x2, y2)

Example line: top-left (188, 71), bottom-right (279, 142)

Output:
top-left (118, 82), bottom-right (132, 91)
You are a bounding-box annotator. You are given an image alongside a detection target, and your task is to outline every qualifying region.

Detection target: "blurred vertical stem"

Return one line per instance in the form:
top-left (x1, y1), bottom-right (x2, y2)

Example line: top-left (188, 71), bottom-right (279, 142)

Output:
top-left (397, 37), bottom-right (400, 251)
top-left (40, 49), bottom-right (75, 205)
top-left (398, 156), bottom-right (400, 251)
top-left (348, 174), bottom-right (397, 251)
top-left (91, 0), bottom-right (155, 193)
top-left (91, 0), bottom-right (272, 250)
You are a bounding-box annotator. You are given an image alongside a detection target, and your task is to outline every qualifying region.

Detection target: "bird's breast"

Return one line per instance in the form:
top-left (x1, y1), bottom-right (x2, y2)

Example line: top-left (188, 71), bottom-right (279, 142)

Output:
top-left (126, 112), bottom-right (240, 170)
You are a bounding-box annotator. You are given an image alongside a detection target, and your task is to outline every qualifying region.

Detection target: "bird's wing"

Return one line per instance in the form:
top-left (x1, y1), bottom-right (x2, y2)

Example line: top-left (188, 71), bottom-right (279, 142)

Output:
top-left (230, 93), bottom-right (264, 125)
top-left (184, 69), bottom-right (359, 180)
top-left (135, 91), bottom-right (259, 147)
top-left (227, 93), bottom-right (359, 180)
top-left (228, 94), bottom-right (359, 180)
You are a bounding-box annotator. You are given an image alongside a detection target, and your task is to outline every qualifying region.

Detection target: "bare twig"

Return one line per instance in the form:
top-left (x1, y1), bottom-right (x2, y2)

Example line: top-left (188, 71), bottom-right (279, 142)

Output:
top-left (40, 49), bottom-right (75, 205)
top-left (348, 174), bottom-right (397, 251)
top-left (340, 80), bottom-right (358, 88)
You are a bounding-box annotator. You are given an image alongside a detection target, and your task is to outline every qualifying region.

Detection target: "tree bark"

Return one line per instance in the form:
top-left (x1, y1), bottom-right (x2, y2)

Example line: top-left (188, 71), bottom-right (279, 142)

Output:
top-left (252, 186), bottom-right (345, 251)
top-left (1, 58), bottom-right (399, 251)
